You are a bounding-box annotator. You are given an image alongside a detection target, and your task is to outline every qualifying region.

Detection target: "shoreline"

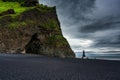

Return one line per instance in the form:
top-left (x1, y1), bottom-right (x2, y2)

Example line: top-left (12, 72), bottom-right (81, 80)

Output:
top-left (0, 53), bottom-right (120, 61)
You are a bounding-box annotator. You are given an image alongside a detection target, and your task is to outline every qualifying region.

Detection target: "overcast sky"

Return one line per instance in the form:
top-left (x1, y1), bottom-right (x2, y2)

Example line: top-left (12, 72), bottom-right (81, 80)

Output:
top-left (39, 0), bottom-right (120, 53)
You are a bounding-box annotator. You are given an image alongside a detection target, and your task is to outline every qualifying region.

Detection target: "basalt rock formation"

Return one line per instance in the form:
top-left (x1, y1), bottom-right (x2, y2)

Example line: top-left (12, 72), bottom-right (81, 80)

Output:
top-left (0, 0), bottom-right (75, 58)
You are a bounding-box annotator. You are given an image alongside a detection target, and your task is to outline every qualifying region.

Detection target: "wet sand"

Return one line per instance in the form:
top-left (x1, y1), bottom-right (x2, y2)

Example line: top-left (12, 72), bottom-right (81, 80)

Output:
top-left (0, 54), bottom-right (120, 80)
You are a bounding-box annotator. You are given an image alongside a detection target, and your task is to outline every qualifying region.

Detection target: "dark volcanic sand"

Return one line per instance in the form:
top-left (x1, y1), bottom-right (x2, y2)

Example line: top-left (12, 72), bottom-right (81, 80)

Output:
top-left (0, 54), bottom-right (120, 80)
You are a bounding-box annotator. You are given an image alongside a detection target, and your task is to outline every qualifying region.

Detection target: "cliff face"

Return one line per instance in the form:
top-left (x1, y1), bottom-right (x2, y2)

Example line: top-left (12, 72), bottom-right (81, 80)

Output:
top-left (0, 0), bottom-right (75, 58)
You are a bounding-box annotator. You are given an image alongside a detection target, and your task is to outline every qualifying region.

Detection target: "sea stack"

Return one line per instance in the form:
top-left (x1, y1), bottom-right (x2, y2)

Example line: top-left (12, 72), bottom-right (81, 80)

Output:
top-left (0, 0), bottom-right (75, 58)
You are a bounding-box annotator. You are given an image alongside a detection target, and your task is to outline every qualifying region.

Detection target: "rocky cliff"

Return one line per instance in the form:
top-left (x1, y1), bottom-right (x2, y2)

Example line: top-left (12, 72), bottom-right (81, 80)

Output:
top-left (0, 0), bottom-right (75, 58)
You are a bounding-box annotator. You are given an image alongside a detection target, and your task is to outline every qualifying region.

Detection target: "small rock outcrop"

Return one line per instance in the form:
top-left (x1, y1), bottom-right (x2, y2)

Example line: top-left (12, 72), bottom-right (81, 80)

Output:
top-left (0, 0), bottom-right (75, 58)
top-left (2, 0), bottom-right (38, 6)
top-left (0, 9), bottom-right (15, 16)
top-left (22, 0), bottom-right (38, 6)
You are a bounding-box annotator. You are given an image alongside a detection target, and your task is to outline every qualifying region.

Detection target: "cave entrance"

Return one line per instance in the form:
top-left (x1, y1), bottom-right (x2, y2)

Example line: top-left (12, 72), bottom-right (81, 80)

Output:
top-left (25, 33), bottom-right (43, 54)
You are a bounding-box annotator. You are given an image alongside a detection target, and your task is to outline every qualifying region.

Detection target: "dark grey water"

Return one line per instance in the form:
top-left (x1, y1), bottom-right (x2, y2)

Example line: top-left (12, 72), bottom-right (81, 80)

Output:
top-left (75, 52), bottom-right (120, 60)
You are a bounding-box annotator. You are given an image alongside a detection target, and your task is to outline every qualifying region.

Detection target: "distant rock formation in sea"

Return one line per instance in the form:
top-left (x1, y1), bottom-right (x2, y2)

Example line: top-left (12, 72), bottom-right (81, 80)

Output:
top-left (0, 0), bottom-right (75, 58)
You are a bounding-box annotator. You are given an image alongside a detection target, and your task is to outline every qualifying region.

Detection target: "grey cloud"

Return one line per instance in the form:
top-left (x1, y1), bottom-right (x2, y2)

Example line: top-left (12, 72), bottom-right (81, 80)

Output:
top-left (92, 33), bottom-right (120, 48)
top-left (78, 28), bottom-right (120, 50)
top-left (104, 51), bottom-right (120, 53)
top-left (96, 40), bottom-right (120, 47)
top-left (79, 16), bottom-right (120, 49)
top-left (80, 16), bottom-right (120, 33)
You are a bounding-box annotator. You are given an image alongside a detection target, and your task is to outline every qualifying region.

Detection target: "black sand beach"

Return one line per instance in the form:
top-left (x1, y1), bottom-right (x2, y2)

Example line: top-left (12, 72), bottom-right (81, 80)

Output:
top-left (0, 54), bottom-right (120, 80)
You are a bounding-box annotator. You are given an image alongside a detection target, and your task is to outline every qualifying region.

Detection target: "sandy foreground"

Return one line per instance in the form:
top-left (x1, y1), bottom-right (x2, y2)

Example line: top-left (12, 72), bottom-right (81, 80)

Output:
top-left (0, 54), bottom-right (120, 80)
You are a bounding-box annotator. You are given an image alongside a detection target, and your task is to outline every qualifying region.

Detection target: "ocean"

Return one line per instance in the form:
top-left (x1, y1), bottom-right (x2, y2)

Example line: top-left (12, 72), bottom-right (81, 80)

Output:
top-left (0, 53), bottom-right (120, 61)
top-left (75, 52), bottom-right (120, 61)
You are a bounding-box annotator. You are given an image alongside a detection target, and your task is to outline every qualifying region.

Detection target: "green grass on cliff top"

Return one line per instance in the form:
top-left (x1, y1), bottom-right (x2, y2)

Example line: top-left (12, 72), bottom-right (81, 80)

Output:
top-left (0, 0), bottom-right (34, 16)
top-left (0, 0), bottom-right (53, 17)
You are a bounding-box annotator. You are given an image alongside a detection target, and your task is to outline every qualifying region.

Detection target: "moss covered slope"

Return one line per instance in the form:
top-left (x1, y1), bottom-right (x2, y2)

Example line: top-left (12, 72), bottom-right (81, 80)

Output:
top-left (0, 0), bottom-right (75, 58)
